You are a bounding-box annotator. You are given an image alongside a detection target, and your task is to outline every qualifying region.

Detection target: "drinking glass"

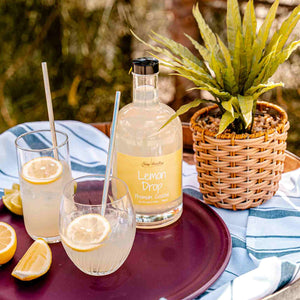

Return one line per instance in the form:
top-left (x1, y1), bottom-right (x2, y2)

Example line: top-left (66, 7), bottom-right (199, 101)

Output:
top-left (15, 129), bottom-right (71, 243)
top-left (59, 175), bottom-right (136, 276)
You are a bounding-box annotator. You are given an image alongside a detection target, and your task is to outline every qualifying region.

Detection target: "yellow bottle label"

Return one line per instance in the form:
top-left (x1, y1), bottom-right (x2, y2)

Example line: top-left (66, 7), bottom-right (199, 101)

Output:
top-left (116, 149), bottom-right (182, 206)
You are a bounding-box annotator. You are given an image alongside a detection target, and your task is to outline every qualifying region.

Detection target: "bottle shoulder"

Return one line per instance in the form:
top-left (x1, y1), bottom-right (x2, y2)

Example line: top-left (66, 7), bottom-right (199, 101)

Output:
top-left (119, 102), bottom-right (179, 123)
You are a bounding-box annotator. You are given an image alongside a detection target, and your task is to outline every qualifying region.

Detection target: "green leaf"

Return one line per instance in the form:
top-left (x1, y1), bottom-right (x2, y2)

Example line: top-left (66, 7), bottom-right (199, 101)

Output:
top-left (238, 95), bottom-right (254, 127)
top-left (160, 99), bottom-right (206, 130)
top-left (266, 4), bottom-right (300, 55)
top-left (232, 29), bottom-right (242, 90)
top-left (226, 0), bottom-right (242, 54)
top-left (192, 4), bottom-right (220, 56)
top-left (222, 99), bottom-right (234, 116)
top-left (131, 30), bottom-right (183, 66)
top-left (190, 86), bottom-right (231, 101)
top-left (217, 36), bottom-right (238, 94)
top-left (155, 57), bottom-right (218, 87)
top-left (184, 33), bottom-right (211, 64)
top-left (243, 0), bottom-right (257, 74)
top-left (221, 96), bottom-right (239, 118)
top-left (252, 83), bottom-right (284, 100)
top-left (218, 111), bottom-right (235, 135)
top-left (150, 31), bottom-right (205, 69)
top-left (244, 37), bottom-right (280, 92)
top-left (249, 0), bottom-right (279, 86)
top-left (210, 51), bottom-right (224, 88)
top-left (265, 40), bottom-right (300, 81)
top-left (246, 82), bottom-right (284, 96)
top-left (253, 37), bottom-right (280, 86)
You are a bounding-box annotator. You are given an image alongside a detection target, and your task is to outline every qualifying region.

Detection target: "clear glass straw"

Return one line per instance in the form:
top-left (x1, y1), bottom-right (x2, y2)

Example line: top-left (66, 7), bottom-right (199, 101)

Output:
top-left (101, 91), bottom-right (121, 215)
top-left (41, 62), bottom-right (58, 160)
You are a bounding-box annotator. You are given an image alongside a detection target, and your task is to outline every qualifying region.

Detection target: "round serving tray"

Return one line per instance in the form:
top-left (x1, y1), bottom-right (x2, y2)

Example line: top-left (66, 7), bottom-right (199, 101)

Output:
top-left (0, 193), bottom-right (231, 300)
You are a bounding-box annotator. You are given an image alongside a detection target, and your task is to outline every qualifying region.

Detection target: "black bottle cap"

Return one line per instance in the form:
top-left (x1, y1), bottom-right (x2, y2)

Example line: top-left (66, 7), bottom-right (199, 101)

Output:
top-left (132, 57), bottom-right (159, 75)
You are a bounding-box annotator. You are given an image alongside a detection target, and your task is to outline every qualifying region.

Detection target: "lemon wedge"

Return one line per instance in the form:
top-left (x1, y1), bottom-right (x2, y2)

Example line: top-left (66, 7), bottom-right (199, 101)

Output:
top-left (3, 184), bottom-right (22, 215)
top-left (21, 157), bottom-right (63, 184)
top-left (11, 239), bottom-right (52, 281)
top-left (0, 222), bottom-right (17, 265)
top-left (62, 214), bottom-right (111, 252)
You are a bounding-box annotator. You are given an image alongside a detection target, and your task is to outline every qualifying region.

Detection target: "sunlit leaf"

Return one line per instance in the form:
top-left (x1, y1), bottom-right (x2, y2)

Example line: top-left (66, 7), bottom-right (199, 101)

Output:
top-left (249, 0), bottom-right (279, 86)
top-left (253, 38), bottom-right (280, 86)
top-left (238, 95), bottom-right (253, 127)
top-left (222, 100), bottom-right (234, 116)
top-left (243, 0), bottom-right (256, 74)
top-left (226, 0), bottom-right (242, 54)
top-left (266, 4), bottom-right (300, 55)
top-left (190, 86), bottom-right (231, 101)
top-left (155, 56), bottom-right (218, 87)
top-left (210, 51), bottom-right (224, 88)
top-left (217, 36), bottom-right (238, 94)
top-left (184, 34), bottom-right (211, 62)
top-left (150, 31), bottom-right (205, 69)
top-left (245, 82), bottom-right (284, 96)
top-left (192, 4), bottom-right (220, 56)
top-left (160, 99), bottom-right (206, 130)
top-left (264, 40), bottom-right (300, 81)
top-left (252, 83), bottom-right (284, 100)
top-left (218, 111), bottom-right (235, 135)
top-left (232, 29), bottom-right (242, 90)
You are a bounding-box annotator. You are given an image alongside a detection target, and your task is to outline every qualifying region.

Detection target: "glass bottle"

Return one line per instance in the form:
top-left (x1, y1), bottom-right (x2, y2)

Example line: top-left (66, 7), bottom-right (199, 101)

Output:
top-left (114, 57), bottom-right (183, 229)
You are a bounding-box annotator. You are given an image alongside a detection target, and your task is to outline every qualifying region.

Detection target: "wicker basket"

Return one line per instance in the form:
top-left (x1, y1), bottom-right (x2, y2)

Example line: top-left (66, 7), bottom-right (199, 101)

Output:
top-left (190, 101), bottom-right (289, 210)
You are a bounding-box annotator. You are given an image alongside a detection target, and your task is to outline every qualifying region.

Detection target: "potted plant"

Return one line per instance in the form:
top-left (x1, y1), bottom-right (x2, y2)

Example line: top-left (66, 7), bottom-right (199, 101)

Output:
top-left (133, 0), bottom-right (300, 210)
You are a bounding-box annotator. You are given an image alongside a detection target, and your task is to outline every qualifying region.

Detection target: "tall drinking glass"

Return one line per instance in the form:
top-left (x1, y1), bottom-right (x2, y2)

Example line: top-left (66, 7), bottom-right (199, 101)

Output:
top-left (60, 175), bottom-right (136, 276)
top-left (15, 129), bottom-right (72, 243)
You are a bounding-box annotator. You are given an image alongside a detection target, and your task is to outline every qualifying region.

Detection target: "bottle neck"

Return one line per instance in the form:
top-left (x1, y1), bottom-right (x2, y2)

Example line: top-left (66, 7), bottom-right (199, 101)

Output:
top-left (132, 73), bottom-right (159, 105)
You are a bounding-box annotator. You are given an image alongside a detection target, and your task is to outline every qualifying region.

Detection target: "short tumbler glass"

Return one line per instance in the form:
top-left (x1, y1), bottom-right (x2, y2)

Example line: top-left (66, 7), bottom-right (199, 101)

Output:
top-left (59, 175), bottom-right (136, 276)
top-left (15, 129), bottom-right (71, 243)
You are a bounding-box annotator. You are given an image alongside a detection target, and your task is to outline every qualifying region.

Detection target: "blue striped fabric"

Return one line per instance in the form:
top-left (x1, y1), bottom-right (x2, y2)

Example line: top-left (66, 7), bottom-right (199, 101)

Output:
top-left (183, 158), bottom-right (300, 299)
top-left (1, 121), bottom-right (300, 299)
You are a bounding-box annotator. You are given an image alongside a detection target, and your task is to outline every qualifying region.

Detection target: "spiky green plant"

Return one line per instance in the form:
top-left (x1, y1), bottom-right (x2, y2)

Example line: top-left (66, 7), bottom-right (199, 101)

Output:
top-left (133, 0), bottom-right (300, 134)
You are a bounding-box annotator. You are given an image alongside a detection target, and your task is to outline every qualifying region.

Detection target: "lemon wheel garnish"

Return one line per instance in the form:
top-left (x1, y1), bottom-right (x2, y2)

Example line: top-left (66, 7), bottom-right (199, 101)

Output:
top-left (0, 222), bottom-right (17, 265)
top-left (21, 157), bottom-right (63, 184)
top-left (11, 239), bottom-right (52, 281)
top-left (62, 214), bottom-right (111, 252)
top-left (3, 183), bottom-right (22, 215)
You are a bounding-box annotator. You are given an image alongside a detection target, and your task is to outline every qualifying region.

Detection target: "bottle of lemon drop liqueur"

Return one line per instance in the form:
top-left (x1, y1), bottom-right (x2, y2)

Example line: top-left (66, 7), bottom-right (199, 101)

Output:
top-left (114, 57), bottom-right (183, 229)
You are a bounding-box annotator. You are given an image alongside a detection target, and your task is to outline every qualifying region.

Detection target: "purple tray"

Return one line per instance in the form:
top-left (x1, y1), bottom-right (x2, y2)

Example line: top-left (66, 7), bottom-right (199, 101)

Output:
top-left (0, 193), bottom-right (231, 300)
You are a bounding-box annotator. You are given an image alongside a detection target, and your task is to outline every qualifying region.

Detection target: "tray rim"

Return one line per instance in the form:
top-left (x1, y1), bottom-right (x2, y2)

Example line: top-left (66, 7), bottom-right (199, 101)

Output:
top-left (180, 193), bottom-right (232, 299)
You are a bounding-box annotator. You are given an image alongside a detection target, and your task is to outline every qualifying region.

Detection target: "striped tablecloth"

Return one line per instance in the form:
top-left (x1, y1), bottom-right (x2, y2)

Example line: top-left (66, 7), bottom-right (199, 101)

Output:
top-left (1, 121), bottom-right (300, 300)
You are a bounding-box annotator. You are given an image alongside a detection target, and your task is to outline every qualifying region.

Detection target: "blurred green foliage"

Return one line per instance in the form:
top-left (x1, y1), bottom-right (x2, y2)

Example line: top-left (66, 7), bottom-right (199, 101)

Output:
top-left (0, 0), bottom-right (134, 132)
top-left (0, 0), bottom-right (299, 158)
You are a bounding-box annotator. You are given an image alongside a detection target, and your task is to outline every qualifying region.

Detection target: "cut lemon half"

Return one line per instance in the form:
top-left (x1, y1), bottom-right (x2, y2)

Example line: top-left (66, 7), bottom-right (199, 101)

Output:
top-left (21, 157), bottom-right (63, 184)
top-left (4, 183), bottom-right (20, 195)
top-left (11, 239), bottom-right (52, 281)
top-left (63, 214), bottom-right (111, 252)
top-left (2, 194), bottom-right (23, 216)
top-left (0, 222), bottom-right (17, 265)
top-left (3, 183), bottom-right (22, 215)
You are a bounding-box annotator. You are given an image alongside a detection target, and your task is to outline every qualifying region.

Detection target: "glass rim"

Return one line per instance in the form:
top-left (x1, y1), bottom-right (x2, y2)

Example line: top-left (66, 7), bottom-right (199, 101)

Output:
top-left (15, 129), bottom-right (69, 153)
top-left (63, 174), bottom-right (131, 207)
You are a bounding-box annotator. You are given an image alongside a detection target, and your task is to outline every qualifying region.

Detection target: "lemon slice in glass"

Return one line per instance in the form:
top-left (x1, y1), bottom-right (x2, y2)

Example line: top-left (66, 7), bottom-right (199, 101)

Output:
top-left (63, 214), bottom-right (111, 252)
top-left (11, 239), bottom-right (52, 281)
top-left (0, 222), bottom-right (17, 265)
top-left (21, 157), bottom-right (63, 184)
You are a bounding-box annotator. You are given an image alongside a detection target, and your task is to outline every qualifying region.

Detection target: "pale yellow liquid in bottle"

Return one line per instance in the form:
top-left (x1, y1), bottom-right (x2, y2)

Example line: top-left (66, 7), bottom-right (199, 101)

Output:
top-left (115, 82), bottom-right (183, 229)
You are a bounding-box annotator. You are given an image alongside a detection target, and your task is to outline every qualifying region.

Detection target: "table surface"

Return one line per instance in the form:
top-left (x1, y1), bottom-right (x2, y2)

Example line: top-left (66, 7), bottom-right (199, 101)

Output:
top-left (91, 121), bottom-right (300, 300)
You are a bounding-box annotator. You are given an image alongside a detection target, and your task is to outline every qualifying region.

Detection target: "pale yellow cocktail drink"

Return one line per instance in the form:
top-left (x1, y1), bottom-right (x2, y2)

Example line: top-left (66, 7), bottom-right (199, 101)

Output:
top-left (60, 175), bottom-right (136, 276)
top-left (16, 130), bottom-right (71, 243)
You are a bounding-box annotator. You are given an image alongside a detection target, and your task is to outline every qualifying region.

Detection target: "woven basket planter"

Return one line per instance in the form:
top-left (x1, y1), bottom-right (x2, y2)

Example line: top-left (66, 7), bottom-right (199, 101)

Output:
top-left (190, 101), bottom-right (289, 210)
